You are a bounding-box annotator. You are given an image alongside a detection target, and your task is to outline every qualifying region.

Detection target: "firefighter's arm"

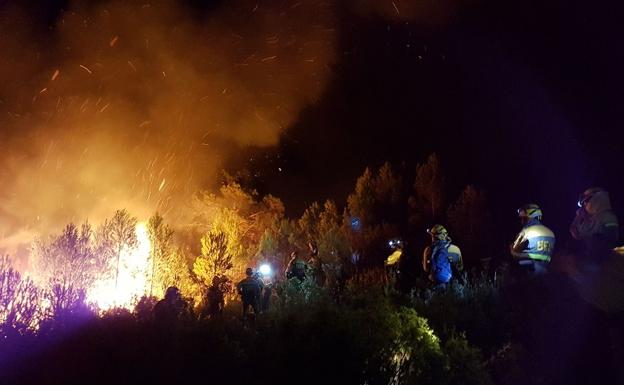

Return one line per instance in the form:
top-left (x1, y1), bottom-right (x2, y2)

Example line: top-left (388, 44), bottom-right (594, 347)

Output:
top-left (510, 233), bottom-right (529, 260)
top-left (422, 247), bottom-right (431, 272)
top-left (570, 208), bottom-right (593, 240)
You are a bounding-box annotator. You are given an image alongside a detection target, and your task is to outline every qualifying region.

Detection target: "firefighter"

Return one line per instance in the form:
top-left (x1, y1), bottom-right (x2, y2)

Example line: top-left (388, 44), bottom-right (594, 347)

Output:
top-left (422, 225), bottom-right (463, 288)
top-left (204, 275), bottom-right (226, 318)
top-left (255, 264), bottom-right (273, 313)
top-left (285, 251), bottom-right (308, 281)
top-left (307, 241), bottom-right (325, 286)
top-left (237, 267), bottom-right (263, 322)
top-left (571, 187), bottom-right (619, 260)
top-left (510, 203), bottom-right (556, 276)
top-left (565, 188), bottom-right (623, 311)
top-left (566, 188), bottom-right (624, 383)
top-left (566, 187), bottom-right (624, 313)
top-left (384, 238), bottom-right (403, 289)
top-left (153, 286), bottom-right (190, 324)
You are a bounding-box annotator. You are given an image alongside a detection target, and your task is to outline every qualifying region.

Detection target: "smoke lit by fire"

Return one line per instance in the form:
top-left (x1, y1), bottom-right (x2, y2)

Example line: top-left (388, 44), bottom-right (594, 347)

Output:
top-left (0, 0), bottom-right (464, 313)
top-left (0, 0), bottom-right (336, 259)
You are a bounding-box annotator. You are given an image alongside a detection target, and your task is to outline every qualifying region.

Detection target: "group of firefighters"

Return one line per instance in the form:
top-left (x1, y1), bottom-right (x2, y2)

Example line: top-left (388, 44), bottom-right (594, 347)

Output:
top-left (156, 186), bottom-right (621, 324)
top-left (149, 187), bottom-right (622, 381)
top-left (386, 187), bottom-right (621, 292)
top-left (235, 243), bottom-right (319, 322)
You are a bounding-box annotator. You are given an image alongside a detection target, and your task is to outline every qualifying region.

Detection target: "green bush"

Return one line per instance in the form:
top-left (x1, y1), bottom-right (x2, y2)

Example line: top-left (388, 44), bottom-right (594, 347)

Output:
top-left (7, 277), bottom-right (494, 385)
top-left (410, 273), bottom-right (510, 356)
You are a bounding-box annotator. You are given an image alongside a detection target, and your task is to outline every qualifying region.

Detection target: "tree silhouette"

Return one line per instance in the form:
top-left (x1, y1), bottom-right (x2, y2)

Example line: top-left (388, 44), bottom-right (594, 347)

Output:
top-left (447, 185), bottom-right (492, 266)
top-left (346, 163), bottom-right (403, 266)
top-left (347, 167), bottom-right (376, 227)
top-left (410, 153), bottom-right (444, 228)
top-left (299, 201), bottom-right (322, 243)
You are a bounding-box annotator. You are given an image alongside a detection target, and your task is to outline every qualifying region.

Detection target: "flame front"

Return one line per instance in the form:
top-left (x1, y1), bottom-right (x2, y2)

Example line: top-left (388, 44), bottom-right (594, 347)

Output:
top-left (88, 222), bottom-right (151, 311)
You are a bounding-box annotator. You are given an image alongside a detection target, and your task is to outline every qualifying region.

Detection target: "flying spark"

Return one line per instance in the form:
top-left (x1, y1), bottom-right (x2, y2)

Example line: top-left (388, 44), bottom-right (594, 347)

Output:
top-left (79, 64), bottom-right (93, 74)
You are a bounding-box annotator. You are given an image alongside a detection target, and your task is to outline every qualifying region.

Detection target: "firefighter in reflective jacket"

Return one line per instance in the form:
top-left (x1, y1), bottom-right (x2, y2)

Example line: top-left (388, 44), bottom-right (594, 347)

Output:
top-left (510, 203), bottom-right (556, 275)
top-left (385, 238), bottom-right (403, 289)
top-left (422, 225), bottom-right (463, 287)
top-left (286, 251), bottom-right (307, 281)
top-left (385, 239), bottom-right (403, 267)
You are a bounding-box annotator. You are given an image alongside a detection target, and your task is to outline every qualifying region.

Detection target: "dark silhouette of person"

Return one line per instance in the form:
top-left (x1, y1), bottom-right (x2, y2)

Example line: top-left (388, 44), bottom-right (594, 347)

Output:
top-left (307, 241), bottom-right (325, 286)
top-left (205, 275), bottom-right (226, 318)
top-left (285, 251), bottom-right (307, 281)
top-left (236, 268), bottom-right (263, 322)
top-left (153, 286), bottom-right (190, 325)
top-left (567, 188), bottom-right (624, 383)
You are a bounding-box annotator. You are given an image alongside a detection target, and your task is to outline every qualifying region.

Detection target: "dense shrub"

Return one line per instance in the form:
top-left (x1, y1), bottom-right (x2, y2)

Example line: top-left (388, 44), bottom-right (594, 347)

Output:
top-left (410, 273), bottom-right (510, 355)
top-left (5, 281), bottom-right (492, 385)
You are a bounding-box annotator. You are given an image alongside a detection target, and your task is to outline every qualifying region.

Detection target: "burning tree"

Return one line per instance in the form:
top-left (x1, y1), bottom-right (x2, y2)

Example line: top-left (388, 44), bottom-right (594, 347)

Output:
top-left (147, 213), bottom-right (193, 298)
top-left (31, 222), bottom-right (105, 291)
top-left (87, 210), bottom-right (152, 310)
top-left (193, 231), bottom-right (233, 288)
top-left (147, 212), bottom-right (174, 295)
top-left (100, 210), bottom-right (138, 290)
top-left (191, 183), bottom-right (285, 275)
top-left (0, 256), bottom-right (41, 335)
top-left (30, 214), bottom-right (151, 310)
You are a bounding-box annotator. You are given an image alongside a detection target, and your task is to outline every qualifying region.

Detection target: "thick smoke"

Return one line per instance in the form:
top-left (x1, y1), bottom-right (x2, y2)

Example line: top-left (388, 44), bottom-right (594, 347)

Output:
top-left (0, 0), bottom-right (336, 257)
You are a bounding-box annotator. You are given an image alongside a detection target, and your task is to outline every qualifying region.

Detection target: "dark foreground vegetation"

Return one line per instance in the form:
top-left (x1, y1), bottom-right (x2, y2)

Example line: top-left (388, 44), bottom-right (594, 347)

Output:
top-left (2, 271), bottom-right (619, 385)
top-left (1, 157), bottom-right (622, 385)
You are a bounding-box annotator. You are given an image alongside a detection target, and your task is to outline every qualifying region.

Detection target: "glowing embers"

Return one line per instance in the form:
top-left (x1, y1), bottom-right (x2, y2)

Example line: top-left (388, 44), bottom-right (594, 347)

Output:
top-left (88, 223), bottom-right (151, 310)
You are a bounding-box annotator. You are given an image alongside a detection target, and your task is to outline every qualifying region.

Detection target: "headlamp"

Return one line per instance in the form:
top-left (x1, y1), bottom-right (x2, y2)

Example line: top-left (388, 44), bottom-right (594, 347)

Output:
top-left (259, 264), bottom-right (271, 276)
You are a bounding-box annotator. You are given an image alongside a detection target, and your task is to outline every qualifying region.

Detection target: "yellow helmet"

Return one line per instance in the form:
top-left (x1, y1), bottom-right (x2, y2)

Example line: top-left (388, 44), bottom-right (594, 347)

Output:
top-left (427, 224), bottom-right (449, 241)
top-left (517, 203), bottom-right (542, 220)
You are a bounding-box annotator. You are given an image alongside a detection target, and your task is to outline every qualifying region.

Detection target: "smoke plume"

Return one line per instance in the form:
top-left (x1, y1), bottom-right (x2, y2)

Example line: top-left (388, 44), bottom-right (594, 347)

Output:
top-left (0, 0), bottom-right (336, 256)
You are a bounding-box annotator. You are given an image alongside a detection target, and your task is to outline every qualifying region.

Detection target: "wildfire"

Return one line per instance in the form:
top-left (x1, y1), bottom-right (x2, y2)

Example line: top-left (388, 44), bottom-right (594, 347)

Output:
top-left (88, 222), bottom-right (152, 311)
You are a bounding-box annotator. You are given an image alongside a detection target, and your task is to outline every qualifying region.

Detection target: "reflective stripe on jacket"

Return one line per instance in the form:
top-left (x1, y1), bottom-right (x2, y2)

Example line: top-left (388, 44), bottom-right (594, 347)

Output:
top-left (512, 219), bottom-right (555, 262)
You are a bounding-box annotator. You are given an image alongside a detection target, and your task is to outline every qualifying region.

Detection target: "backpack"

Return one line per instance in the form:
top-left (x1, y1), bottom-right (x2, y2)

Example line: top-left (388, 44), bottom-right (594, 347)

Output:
top-left (431, 242), bottom-right (452, 283)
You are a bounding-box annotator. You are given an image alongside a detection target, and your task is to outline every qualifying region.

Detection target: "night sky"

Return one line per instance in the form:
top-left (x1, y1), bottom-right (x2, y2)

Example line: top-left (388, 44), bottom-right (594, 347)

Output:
top-left (4, 0), bottom-right (624, 246)
top-left (245, 0), bottom-right (624, 241)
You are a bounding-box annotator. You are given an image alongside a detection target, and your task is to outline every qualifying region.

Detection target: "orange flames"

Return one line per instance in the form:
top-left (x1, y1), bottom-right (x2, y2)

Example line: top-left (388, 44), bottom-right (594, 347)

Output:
top-left (87, 222), bottom-right (152, 310)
